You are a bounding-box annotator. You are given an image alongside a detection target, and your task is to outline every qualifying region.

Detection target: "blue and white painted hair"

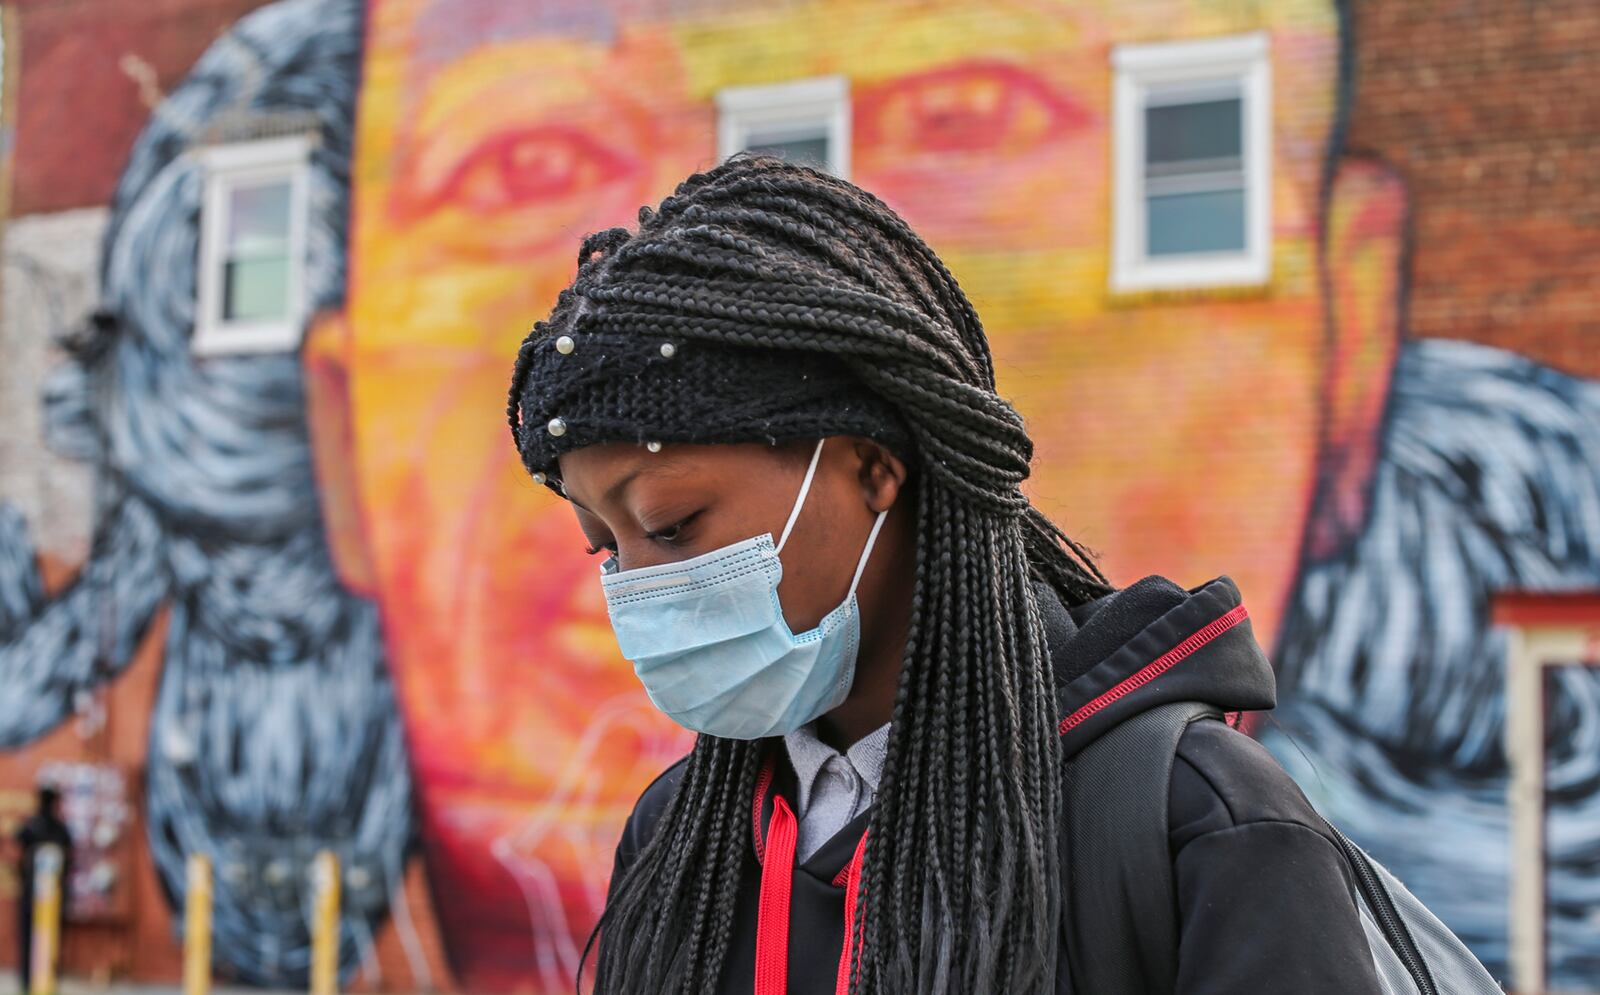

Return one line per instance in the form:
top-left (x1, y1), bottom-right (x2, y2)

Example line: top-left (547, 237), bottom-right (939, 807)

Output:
top-left (1264, 337), bottom-right (1600, 985)
top-left (0, 0), bottom-right (420, 985)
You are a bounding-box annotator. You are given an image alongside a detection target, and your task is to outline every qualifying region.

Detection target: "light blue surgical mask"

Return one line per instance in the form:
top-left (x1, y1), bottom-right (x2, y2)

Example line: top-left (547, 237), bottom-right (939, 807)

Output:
top-left (599, 439), bottom-right (888, 740)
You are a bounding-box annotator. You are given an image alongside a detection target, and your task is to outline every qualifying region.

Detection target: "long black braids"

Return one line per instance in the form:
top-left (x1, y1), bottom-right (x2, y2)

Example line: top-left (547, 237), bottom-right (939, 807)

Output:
top-left (508, 154), bottom-right (1113, 994)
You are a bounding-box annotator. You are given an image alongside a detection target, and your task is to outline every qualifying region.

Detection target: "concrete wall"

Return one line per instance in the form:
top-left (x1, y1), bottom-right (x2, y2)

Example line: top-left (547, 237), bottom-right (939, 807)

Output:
top-left (0, 209), bottom-right (100, 564)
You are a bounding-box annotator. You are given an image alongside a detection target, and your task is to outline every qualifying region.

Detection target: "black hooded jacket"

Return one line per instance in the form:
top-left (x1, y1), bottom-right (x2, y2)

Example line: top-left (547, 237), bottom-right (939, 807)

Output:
top-left (606, 576), bottom-right (1384, 993)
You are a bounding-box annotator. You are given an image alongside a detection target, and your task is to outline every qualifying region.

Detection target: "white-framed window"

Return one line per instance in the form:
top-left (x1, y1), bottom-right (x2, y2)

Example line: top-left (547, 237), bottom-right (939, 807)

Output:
top-left (193, 135), bottom-right (312, 355)
top-left (1499, 595), bottom-right (1600, 995)
top-left (1111, 33), bottom-right (1271, 293)
top-left (716, 76), bottom-right (850, 178)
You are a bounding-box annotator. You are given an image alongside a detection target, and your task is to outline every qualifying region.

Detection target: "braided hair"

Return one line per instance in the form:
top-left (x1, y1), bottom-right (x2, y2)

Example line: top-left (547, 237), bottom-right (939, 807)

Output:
top-left (508, 154), bottom-right (1112, 994)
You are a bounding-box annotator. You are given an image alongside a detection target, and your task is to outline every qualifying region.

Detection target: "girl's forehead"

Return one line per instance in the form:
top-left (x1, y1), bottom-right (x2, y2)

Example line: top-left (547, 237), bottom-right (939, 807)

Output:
top-left (559, 442), bottom-right (756, 504)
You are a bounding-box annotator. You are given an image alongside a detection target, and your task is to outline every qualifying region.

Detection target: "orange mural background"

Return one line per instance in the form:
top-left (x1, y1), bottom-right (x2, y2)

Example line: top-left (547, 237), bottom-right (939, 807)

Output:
top-left (330, 0), bottom-right (1371, 988)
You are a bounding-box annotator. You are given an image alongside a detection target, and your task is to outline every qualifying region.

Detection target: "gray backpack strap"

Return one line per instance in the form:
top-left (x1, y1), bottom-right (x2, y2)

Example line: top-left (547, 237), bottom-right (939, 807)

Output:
top-left (1328, 824), bottom-right (1504, 995)
top-left (1063, 701), bottom-right (1219, 995)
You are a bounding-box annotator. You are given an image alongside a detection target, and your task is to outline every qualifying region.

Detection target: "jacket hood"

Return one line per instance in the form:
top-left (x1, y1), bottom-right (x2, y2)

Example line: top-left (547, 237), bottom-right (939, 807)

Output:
top-left (1039, 575), bottom-right (1275, 760)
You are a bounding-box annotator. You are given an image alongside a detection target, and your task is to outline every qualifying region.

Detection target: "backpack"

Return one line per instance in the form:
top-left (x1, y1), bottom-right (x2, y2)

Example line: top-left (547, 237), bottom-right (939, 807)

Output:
top-left (1063, 701), bottom-right (1504, 995)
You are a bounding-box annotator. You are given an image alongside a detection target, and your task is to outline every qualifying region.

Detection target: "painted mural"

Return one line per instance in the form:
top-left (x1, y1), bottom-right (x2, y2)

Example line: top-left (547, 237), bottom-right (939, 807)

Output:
top-left (0, 0), bottom-right (1597, 990)
top-left (0, 0), bottom-right (413, 985)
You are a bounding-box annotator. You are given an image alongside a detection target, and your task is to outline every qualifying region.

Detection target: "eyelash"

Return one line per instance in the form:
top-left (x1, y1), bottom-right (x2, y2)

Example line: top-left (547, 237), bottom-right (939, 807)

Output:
top-left (647, 520), bottom-right (687, 542)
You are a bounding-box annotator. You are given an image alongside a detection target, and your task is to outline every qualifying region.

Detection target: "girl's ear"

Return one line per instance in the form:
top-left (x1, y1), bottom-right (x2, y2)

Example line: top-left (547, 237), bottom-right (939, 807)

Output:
top-left (854, 438), bottom-right (909, 514)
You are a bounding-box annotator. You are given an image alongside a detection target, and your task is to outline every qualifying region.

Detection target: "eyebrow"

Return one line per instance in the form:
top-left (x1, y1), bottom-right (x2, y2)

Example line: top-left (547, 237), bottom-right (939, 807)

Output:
top-left (566, 453), bottom-right (690, 515)
top-left (608, 455), bottom-right (692, 504)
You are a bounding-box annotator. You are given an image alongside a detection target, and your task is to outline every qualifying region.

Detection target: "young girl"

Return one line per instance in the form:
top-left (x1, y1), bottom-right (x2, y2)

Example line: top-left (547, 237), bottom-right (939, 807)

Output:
top-left (507, 155), bottom-right (1382, 994)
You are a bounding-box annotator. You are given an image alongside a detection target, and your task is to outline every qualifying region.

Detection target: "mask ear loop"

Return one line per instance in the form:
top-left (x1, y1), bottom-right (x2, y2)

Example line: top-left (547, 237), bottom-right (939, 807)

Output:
top-left (847, 509), bottom-right (890, 597)
top-left (775, 438), bottom-right (828, 555)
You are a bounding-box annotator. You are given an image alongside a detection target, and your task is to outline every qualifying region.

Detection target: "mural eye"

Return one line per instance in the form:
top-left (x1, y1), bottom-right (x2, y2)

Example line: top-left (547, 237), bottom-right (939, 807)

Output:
top-left (429, 126), bottom-right (639, 214)
top-left (859, 60), bottom-right (1092, 157)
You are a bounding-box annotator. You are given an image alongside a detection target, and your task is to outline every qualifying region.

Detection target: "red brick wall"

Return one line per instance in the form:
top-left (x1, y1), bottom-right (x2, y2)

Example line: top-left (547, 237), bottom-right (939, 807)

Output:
top-left (1345, 0), bottom-right (1600, 377)
top-left (8, 0), bottom-right (278, 217)
top-left (0, 561), bottom-right (182, 984)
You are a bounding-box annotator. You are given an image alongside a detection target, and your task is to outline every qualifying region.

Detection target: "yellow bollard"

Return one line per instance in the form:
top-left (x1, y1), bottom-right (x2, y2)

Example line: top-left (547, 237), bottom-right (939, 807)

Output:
top-left (29, 843), bottom-right (63, 995)
top-left (309, 851), bottom-right (340, 995)
top-left (183, 854), bottom-right (213, 995)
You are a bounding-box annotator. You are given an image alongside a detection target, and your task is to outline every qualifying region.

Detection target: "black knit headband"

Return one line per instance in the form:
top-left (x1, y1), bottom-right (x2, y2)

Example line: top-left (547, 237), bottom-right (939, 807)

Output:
top-left (509, 210), bottom-right (912, 491)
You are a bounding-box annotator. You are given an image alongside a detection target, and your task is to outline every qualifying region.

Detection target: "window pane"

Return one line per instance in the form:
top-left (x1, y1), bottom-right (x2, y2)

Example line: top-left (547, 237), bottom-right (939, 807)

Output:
top-left (745, 133), bottom-right (830, 169)
top-left (224, 256), bottom-right (290, 321)
top-left (1147, 188), bottom-right (1245, 255)
top-left (221, 180), bottom-right (292, 322)
top-left (1145, 98), bottom-right (1242, 167)
top-left (227, 181), bottom-right (292, 257)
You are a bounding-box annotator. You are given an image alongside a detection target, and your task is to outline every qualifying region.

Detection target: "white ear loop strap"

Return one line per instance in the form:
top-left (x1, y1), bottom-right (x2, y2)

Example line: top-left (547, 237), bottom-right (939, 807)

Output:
top-left (776, 437), bottom-right (890, 595)
top-left (847, 509), bottom-right (889, 597)
top-left (775, 438), bottom-right (827, 554)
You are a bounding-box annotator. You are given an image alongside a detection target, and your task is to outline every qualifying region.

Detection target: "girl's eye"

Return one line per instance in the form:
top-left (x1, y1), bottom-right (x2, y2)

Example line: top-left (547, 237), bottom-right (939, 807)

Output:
top-left (645, 513), bottom-right (699, 545)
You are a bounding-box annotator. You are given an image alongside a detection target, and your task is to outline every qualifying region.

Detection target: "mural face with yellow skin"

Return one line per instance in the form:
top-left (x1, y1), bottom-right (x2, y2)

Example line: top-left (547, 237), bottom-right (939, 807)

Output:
top-left (322, 0), bottom-right (1400, 987)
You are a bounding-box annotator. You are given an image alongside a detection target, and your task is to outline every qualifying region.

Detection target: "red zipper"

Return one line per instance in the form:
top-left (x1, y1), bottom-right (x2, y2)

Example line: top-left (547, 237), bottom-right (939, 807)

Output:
top-left (1058, 604), bottom-right (1249, 735)
top-left (834, 832), bottom-right (869, 995)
